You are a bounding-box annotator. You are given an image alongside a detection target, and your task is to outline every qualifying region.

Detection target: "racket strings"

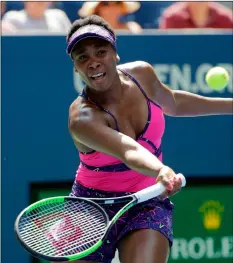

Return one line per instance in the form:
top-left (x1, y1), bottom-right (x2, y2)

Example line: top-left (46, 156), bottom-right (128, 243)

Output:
top-left (18, 200), bottom-right (107, 257)
top-left (20, 205), bottom-right (102, 240)
top-left (20, 202), bottom-right (106, 255)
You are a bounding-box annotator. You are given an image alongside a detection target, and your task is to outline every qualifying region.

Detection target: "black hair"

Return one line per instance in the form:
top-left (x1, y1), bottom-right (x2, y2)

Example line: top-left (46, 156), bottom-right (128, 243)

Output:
top-left (66, 15), bottom-right (116, 42)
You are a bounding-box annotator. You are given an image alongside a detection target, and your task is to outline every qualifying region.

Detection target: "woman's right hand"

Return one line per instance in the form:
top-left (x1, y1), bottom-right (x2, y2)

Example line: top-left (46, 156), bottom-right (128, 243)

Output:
top-left (156, 166), bottom-right (182, 200)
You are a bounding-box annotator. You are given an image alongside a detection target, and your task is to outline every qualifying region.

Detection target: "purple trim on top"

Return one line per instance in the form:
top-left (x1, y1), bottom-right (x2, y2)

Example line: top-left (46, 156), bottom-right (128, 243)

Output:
top-left (66, 25), bottom-right (116, 56)
top-left (80, 161), bottom-right (131, 172)
top-left (136, 101), bottom-right (151, 141)
top-left (80, 143), bottom-right (162, 172)
top-left (149, 99), bottom-right (162, 109)
top-left (79, 149), bottom-right (96, 155)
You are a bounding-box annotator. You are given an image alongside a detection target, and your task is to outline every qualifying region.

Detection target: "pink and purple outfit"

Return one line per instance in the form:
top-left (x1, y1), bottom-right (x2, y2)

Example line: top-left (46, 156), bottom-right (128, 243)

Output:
top-left (70, 69), bottom-right (174, 262)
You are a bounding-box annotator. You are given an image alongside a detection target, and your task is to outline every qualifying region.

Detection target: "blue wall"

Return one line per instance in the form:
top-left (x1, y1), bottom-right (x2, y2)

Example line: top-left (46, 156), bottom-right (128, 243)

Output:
top-left (2, 33), bottom-right (233, 263)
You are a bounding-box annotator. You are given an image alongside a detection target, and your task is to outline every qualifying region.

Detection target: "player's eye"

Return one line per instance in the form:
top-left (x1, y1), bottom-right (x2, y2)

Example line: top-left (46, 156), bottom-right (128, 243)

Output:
top-left (78, 55), bottom-right (88, 61)
top-left (97, 50), bottom-right (106, 56)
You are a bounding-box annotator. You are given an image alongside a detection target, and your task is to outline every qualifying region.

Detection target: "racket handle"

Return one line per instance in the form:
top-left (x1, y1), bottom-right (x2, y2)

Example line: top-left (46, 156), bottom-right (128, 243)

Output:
top-left (135, 173), bottom-right (186, 204)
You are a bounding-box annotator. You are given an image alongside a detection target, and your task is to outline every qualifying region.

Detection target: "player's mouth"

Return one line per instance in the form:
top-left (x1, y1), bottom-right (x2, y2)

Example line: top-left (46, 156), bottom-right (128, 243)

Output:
top-left (90, 72), bottom-right (106, 83)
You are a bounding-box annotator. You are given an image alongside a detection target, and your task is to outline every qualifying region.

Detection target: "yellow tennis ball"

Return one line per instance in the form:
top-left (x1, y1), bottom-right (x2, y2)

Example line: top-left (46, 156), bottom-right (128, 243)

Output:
top-left (205, 67), bottom-right (229, 90)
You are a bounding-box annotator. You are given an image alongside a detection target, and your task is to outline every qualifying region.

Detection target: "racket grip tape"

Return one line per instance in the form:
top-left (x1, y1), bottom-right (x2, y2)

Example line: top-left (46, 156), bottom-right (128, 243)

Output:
top-left (135, 173), bottom-right (186, 204)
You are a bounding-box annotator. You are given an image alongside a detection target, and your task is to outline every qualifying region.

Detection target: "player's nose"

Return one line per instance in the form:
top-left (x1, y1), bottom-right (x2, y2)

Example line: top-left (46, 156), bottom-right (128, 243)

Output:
top-left (88, 61), bottom-right (101, 70)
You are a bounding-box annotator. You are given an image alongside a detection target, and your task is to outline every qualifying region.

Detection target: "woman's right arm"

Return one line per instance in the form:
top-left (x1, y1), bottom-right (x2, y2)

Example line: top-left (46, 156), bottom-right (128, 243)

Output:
top-left (69, 104), bottom-right (182, 197)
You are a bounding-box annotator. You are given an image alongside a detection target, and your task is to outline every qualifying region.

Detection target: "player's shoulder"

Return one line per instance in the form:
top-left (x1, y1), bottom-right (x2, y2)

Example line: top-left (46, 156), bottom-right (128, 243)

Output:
top-left (118, 61), bottom-right (155, 80)
top-left (69, 96), bottom-right (102, 126)
top-left (117, 61), bottom-right (154, 76)
top-left (69, 97), bottom-right (89, 119)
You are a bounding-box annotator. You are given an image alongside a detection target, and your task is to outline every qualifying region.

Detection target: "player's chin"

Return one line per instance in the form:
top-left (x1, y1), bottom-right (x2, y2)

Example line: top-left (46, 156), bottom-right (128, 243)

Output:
top-left (90, 81), bottom-right (111, 92)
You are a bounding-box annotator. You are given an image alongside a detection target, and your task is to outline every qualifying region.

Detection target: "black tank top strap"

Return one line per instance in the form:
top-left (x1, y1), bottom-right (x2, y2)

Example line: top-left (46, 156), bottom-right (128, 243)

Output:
top-left (79, 89), bottom-right (120, 132)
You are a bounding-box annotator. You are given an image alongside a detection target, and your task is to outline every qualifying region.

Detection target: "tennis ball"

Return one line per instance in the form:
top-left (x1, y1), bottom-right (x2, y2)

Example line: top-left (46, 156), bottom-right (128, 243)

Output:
top-left (205, 67), bottom-right (229, 90)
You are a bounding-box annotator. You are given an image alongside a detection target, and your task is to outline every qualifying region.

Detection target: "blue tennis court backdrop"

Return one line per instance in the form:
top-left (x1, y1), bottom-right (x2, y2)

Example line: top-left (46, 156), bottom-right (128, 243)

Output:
top-left (2, 32), bottom-right (233, 263)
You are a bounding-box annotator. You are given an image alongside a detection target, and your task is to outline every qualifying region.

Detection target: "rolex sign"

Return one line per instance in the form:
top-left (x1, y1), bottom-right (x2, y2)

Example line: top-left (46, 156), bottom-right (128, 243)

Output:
top-left (169, 184), bottom-right (233, 262)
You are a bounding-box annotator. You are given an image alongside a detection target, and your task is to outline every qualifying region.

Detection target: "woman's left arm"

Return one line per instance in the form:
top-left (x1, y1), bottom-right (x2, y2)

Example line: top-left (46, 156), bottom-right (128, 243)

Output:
top-left (168, 90), bottom-right (233, 116)
top-left (144, 62), bottom-right (233, 116)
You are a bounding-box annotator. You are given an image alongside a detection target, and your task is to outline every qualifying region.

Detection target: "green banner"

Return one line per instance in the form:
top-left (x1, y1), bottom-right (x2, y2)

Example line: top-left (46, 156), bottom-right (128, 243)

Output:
top-left (170, 185), bottom-right (233, 262)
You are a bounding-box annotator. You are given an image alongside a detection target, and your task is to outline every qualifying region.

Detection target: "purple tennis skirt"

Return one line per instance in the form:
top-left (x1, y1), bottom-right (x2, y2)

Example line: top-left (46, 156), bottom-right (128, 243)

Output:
top-left (70, 181), bottom-right (174, 263)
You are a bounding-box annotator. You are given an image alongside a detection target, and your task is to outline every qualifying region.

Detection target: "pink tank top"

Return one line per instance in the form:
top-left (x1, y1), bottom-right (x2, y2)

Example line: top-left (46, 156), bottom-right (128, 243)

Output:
top-left (75, 69), bottom-right (165, 192)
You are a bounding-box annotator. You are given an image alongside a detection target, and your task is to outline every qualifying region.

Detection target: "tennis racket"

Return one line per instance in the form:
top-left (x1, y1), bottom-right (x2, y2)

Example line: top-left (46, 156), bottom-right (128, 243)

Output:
top-left (15, 174), bottom-right (186, 262)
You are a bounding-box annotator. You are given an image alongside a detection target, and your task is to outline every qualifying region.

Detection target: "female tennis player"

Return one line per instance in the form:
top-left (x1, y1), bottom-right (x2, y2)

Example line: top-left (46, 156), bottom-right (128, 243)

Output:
top-left (63, 15), bottom-right (233, 263)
